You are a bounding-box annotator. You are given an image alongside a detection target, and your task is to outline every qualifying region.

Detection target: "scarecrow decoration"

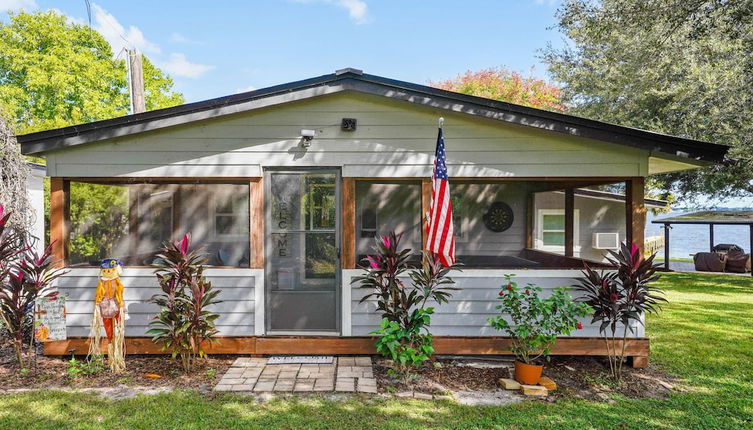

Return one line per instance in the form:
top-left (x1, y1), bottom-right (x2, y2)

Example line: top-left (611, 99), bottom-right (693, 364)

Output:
top-left (88, 258), bottom-right (126, 373)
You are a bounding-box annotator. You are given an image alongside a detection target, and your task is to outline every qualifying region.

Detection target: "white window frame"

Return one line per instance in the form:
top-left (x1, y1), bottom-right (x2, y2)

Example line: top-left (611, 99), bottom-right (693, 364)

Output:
top-left (212, 188), bottom-right (250, 240)
top-left (536, 209), bottom-right (581, 253)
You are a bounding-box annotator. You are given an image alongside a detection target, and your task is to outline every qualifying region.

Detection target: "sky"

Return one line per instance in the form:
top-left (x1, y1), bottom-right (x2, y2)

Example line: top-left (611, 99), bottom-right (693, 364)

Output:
top-left (0, 0), bottom-right (566, 102)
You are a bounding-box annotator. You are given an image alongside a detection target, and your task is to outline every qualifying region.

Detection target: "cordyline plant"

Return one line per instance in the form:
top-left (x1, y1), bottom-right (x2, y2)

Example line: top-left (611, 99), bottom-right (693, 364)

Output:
top-left (0, 205), bottom-right (66, 368)
top-left (573, 241), bottom-right (665, 381)
top-left (148, 234), bottom-right (222, 372)
top-left (352, 231), bottom-right (459, 379)
top-left (488, 274), bottom-right (591, 365)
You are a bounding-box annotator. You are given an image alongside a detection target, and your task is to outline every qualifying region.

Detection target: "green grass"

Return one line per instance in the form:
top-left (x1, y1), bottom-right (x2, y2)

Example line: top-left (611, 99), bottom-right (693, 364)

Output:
top-left (1, 273), bottom-right (751, 429)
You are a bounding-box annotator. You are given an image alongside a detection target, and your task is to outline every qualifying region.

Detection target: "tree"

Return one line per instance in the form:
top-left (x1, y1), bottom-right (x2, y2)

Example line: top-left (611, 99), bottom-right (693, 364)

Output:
top-left (430, 67), bottom-right (566, 112)
top-left (542, 0), bottom-right (752, 201)
top-left (0, 115), bottom-right (31, 232)
top-left (0, 10), bottom-right (183, 134)
top-left (0, 10), bottom-right (184, 256)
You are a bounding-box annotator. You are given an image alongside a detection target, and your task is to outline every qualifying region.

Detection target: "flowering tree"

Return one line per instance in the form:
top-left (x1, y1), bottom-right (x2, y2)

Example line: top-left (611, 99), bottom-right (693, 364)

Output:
top-left (430, 67), bottom-right (566, 112)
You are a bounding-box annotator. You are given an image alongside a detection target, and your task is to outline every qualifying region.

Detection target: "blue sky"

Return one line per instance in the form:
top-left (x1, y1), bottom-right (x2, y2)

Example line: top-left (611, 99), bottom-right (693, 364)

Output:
top-left (1, 0), bottom-right (566, 102)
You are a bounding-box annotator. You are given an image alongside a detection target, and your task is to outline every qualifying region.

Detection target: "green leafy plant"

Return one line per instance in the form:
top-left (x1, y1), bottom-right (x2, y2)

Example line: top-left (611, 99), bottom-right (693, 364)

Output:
top-left (488, 274), bottom-right (591, 365)
top-left (147, 234), bottom-right (222, 372)
top-left (66, 354), bottom-right (105, 378)
top-left (352, 232), bottom-right (458, 379)
top-left (0, 205), bottom-right (67, 369)
top-left (574, 241), bottom-right (665, 380)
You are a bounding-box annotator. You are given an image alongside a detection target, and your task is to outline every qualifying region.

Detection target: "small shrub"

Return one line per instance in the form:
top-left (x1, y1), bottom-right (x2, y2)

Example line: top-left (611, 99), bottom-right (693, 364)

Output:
top-left (206, 368), bottom-right (216, 379)
top-left (148, 234), bottom-right (222, 372)
top-left (488, 274), bottom-right (591, 365)
top-left (66, 354), bottom-right (105, 378)
top-left (574, 241), bottom-right (665, 380)
top-left (352, 232), bottom-right (458, 380)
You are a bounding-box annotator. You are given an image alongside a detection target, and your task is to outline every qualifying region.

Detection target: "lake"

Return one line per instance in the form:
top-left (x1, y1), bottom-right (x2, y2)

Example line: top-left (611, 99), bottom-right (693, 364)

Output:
top-left (646, 211), bottom-right (752, 259)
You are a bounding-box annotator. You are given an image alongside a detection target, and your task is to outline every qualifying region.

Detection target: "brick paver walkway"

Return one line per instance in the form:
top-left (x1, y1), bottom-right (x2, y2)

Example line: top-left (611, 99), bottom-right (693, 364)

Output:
top-left (214, 356), bottom-right (377, 393)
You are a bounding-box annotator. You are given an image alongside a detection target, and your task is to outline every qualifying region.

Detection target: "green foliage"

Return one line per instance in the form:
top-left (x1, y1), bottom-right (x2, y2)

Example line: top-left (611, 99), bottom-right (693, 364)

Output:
top-left (147, 234), bottom-right (222, 372)
top-left (430, 66), bottom-right (566, 112)
top-left (372, 311), bottom-right (435, 379)
top-left (542, 0), bottom-right (752, 200)
top-left (488, 274), bottom-right (591, 365)
top-left (574, 241), bottom-right (665, 380)
top-left (68, 182), bottom-right (129, 265)
top-left (66, 354), bottom-right (105, 378)
top-left (352, 232), bottom-right (458, 378)
top-left (0, 10), bottom-right (183, 134)
top-left (0, 205), bottom-right (67, 369)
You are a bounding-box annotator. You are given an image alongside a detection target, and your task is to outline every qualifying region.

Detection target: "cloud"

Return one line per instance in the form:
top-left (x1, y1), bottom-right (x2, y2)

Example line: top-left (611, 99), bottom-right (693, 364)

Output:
top-left (0, 0), bottom-right (36, 11)
top-left (235, 85), bottom-right (257, 93)
top-left (159, 53), bottom-right (214, 79)
top-left (92, 3), bottom-right (160, 55)
top-left (292, 0), bottom-right (370, 24)
top-left (169, 32), bottom-right (202, 45)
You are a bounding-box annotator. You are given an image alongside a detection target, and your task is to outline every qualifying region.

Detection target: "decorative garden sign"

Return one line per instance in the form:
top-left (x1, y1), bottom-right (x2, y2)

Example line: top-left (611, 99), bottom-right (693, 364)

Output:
top-left (34, 296), bottom-right (67, 342)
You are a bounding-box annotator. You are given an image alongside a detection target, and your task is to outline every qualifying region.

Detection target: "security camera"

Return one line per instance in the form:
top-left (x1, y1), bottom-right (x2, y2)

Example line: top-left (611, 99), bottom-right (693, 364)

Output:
top-left (301, 129), bottom-right (316, 147)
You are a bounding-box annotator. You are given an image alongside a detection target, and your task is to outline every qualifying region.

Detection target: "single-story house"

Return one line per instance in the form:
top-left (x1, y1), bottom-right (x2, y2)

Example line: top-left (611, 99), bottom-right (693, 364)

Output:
top-left (18, 68), bottom-right (728, 366)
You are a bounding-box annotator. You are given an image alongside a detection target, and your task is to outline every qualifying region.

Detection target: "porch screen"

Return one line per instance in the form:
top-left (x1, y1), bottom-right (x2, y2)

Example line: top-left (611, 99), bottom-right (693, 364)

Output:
top-left (355, 181), bottom-right (422, 264)
top-left (450, 182), bottom-right (529, 268)
top-left (68, 181), bottom-right (251, 267)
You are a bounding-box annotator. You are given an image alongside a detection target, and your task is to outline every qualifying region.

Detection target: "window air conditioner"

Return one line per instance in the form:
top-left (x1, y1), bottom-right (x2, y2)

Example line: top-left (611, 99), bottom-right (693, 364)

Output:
top-left (593, 232), bottom-right (619, 250)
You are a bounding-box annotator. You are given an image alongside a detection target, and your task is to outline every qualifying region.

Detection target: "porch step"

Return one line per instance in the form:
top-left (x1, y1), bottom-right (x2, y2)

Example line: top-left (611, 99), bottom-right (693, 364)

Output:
top-left (267, 355), bottom-right (334, 364)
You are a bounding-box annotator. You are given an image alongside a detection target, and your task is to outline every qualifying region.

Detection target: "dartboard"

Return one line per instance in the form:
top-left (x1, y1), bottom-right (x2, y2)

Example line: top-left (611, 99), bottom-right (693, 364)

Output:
top-left (483, 201), bottom-right (514, 232)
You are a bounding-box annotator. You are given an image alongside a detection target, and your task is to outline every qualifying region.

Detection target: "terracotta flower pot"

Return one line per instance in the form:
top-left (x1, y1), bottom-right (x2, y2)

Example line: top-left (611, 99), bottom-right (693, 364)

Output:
top-left (514, 360), bottom-right (543, 385)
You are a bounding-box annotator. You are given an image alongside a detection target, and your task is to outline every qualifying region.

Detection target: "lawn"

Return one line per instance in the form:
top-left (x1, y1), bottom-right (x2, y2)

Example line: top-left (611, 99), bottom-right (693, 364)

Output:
top-left (1, 273), bottom-right (751, 429)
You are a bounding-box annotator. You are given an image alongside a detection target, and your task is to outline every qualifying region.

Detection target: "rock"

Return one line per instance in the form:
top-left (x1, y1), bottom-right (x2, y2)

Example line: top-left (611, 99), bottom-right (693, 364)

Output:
top-left (452, 390), bottom-right (522, 406)
top-left (538, 377), bottom-right (557, 391)
top-left (413, 392), bottom-right (433, 400)
top-left (520, 384), bottom-right (548, 397)
top-left (396, 391), bottom-right (414, 398)
top-left (498, 378), bottom-right (521, 390)
top-left (564, 365), bottom-right (576, 372)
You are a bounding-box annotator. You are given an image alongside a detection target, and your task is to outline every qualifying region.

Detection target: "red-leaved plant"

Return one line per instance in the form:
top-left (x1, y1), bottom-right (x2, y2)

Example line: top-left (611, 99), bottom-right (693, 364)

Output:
top-left (352, 231), bottom-right (459, 379)
top-left (573, 241), bottom-right (665, 380)
top-left (0, 205), bottom-right (67, 368)
top-left (148, 234), bottom-right (222, 372)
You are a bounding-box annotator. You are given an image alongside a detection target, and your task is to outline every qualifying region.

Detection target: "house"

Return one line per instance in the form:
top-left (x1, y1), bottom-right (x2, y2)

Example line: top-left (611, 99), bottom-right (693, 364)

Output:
top-left (18, 68), bottom-right (728, 365)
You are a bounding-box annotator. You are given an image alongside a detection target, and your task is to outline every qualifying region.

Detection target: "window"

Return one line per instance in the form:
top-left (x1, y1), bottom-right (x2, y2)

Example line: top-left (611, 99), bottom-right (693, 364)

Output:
top-left (68, 181), bottom-right (251, 267)
top-left (355, 181), bottom-right (421, 262)
top-left (536, 209), bottom-right (579, 252)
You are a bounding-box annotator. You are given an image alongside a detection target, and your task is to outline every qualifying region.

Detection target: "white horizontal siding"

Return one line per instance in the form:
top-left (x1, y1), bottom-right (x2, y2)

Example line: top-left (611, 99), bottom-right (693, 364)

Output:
top-left (46, 93), bottom-right (649, 178)
top-left (57, 268), bottom-right (259, 337)
top-left (343, 269), bottom-right (644, 338)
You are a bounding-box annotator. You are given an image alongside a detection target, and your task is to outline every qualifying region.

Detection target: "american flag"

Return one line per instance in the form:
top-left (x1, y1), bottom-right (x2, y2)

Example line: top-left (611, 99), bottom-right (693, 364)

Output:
top-left (425, 127), bottom-right (455, 267)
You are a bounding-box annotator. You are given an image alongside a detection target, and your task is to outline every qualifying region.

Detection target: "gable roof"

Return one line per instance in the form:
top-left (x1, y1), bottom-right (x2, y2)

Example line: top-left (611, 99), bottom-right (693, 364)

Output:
top-left (18, 68), bottom-right (729, 164)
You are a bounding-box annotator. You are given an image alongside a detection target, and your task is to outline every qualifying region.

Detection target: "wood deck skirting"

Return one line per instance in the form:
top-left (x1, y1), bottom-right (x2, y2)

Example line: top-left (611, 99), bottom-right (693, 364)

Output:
top-left (44, 336), bottom-right (650, 367)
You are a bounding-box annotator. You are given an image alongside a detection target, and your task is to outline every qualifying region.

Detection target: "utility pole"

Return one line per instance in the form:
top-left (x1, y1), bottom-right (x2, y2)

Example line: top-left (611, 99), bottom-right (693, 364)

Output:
top-left (127, 49), bottom-right (146, 114)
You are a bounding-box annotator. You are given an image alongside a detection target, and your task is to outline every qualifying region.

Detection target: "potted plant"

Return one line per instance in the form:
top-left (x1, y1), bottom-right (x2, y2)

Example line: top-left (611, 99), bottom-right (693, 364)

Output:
top-left (488, 274), bottom-right (591, 385)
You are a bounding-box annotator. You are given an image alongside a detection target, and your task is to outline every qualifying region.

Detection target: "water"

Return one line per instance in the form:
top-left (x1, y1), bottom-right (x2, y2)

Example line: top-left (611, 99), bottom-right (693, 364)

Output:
top-left (646, 211), bottom-right (752, 259)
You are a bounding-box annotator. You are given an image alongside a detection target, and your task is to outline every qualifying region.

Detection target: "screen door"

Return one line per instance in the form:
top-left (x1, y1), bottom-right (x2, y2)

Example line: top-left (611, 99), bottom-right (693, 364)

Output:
top-left (265, 170), bottom-right (340, 333)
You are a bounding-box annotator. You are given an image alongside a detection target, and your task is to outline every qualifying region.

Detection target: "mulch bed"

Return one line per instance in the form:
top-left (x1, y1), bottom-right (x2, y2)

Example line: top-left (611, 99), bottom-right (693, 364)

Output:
top-left (374, 356), bottom-right (679, 401)
top-left (0, 343), bottom-right (234, 391)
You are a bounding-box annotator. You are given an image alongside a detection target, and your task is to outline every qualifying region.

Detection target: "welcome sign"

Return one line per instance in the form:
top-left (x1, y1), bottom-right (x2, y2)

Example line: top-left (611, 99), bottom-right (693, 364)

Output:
top-left (34, 296), bottom-right (67, 342)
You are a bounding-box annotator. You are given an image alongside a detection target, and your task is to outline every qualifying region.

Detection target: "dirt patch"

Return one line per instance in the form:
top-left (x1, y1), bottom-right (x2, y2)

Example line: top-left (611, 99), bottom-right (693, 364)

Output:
top-left (0, 344), bottom-right (234, 392)
top-left (374, 356), bottom-right (679, 401)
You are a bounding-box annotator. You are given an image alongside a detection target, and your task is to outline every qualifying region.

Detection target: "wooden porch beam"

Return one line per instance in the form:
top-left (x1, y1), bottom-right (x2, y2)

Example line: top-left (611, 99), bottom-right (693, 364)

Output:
top-left (564, 188), bottom-right (575, 257)
top-left (249, 178), bottom-right (264, 269)
top-left (626, 177), bottom-right (646, 254)
top-left (49, 178), bottom-right (69, 267)
top-left (421, 178), bottom-right (431, 249)
top-left (342, 177), bottom-right (356, 269)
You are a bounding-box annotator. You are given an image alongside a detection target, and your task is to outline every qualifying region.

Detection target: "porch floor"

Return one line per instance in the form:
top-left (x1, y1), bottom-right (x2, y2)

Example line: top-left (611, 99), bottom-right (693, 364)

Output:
top-left (213, 356), bottom-right (376, 393)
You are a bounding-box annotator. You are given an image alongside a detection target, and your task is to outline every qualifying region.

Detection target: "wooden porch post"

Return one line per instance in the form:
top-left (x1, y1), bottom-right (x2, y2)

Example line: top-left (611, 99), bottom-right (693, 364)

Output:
top-left (564, 188), bottom-right (574, 257)
top-left (626, 177), bottom-right (646, 255)
top-left (342, 177), bottom-right (356, 269)
top-left (709, 224), bottom-right (715, 252)
top-left (421, 178), bottom-right (431, 249)
top-left (525, 192), bottom-right (534, 249)
top-left (49, 178), bottom-right (69, 267)
top-left (249, 178), bottom-right (265, 269)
